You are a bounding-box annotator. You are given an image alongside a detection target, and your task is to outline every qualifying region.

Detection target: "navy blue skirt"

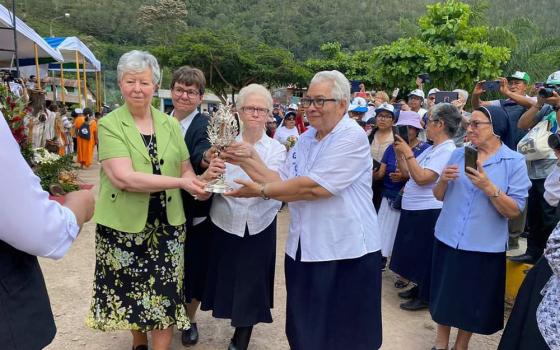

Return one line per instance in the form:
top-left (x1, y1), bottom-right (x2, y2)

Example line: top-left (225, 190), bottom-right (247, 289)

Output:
top-left (201, 219), bottom-right (276, 327)
top-left (430, 239), bottom-right (506, 335)
top-left (285, 250), bottom-right (382, 350)
top-left (389, 208), bottom-right (441, 301)
top-left (184, 218), bottom-right (213, 303)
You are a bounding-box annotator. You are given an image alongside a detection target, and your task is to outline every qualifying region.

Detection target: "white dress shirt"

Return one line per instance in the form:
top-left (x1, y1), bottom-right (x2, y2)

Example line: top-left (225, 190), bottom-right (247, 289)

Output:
top-left (173, 109), bottom-right (199, 137)
top-left (172, 109), bottom-right (207, 226)
top-left (210, 132), bottom-right (287, 237)
top-left (280, 115), bottom-right (381, 262)
top-left (0, 114), bottom-right (79, 259)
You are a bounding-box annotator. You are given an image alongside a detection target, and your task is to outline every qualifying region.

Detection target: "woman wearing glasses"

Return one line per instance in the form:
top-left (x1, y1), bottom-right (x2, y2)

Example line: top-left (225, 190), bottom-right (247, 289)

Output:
top-left (389, 103), bottom-right (461, 312)
top-left (225, 71), bottom-right (382, 350)
top-left (430, 105), bottom-right (530, 350)
top-left (201, 84), bottom-right (287, 350)
top-left (369, 102), bottom-right (395, 211)
top-left (86, 51), bottom-right (210, 350)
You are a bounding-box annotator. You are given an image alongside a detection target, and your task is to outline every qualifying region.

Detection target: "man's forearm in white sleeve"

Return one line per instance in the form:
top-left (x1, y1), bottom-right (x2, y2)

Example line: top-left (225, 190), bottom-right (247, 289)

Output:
top-left (0, 116), bottom-right (79, 259)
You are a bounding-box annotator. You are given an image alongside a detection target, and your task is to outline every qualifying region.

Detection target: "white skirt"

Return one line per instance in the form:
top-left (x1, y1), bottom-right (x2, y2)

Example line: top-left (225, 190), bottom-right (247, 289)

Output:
top-left (378, 197), bottom-right (401, 257)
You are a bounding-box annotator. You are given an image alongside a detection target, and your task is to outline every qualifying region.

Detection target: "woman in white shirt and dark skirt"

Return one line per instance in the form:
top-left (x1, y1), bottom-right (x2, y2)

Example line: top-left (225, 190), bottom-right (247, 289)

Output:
top-left (200, 84), bottom-right (287, 350)
top-left (389, 103), bottom-right (461, 311)
top-left (226, 71), bottom-right (383, 350)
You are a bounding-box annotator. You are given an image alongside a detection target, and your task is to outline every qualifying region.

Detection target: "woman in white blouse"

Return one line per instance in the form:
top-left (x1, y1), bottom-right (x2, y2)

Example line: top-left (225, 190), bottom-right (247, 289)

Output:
top-left (201, 84), bottom-right (287, 350)
top-left (226, 71), bottom-right (382, 350)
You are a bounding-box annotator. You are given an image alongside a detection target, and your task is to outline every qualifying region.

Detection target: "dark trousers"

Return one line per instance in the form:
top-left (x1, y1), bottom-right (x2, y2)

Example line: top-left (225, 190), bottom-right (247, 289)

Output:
top-left (526, 178), bottom-right (560, 258)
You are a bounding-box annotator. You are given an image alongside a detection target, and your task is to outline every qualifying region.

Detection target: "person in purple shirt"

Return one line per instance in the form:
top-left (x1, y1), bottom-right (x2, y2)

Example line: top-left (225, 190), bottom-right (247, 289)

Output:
top-left (430, 106), bottom-right (531, 350)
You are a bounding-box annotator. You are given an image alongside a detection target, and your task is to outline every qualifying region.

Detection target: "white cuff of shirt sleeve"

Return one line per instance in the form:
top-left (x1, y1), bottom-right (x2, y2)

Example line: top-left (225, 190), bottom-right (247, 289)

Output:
top-left (44, 206), bottom-right (80, 260)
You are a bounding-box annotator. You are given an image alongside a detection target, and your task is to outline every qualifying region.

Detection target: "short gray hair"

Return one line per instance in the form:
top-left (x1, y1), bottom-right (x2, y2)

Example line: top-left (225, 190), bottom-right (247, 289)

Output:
top-left (117, 50), bottom-right (161, 84)
top-left (237, 84), bottom-right (273, 112)
top-left (453, 89), bottom-right (469, 103)
top-left (430, 103), bottom-right (462, 138)
top-left (309, 70), bottom-right (351, 105)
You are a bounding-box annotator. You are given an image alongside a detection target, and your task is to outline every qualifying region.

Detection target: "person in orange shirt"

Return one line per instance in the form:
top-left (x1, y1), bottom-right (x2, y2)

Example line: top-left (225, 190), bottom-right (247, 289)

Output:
top-left (73, 108), bottom-right (97, 168)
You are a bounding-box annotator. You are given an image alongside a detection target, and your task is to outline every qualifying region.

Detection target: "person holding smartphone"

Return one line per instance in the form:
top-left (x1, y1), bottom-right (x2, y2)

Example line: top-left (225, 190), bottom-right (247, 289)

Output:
top-left (375, 111), bottom-right (429, 271)
top-left (389, 103), bottom-right (461, 311)
top-left (430, 106), bottom-right (531, 350)
top-left (369, 103), bottom-right (396, 211)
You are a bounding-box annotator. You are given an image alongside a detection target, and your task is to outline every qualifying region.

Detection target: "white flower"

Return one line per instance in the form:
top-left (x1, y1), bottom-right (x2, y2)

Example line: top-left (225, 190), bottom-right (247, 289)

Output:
top-left (33, 147), bottom-right (60, 164)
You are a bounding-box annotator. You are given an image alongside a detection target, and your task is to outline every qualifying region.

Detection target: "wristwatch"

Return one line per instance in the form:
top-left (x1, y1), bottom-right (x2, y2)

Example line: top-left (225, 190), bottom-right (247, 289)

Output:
top-left (260, 184), bottom-right (271, 200)
top-left (489, 188), bottom-right (501, 198)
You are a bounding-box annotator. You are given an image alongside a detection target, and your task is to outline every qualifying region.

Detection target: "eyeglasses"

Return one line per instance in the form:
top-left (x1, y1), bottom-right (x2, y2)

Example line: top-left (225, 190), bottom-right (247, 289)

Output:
top-left (467, 120), bottom-right (492, 128)
top-left (428, 96), bottom-right (436, 100)
top-left (172, 87), bottom-right (201, 98)
top-left (427, 118), bottom-right (441, 124)
top-left (300, 97), bottom-right (338, 108)
top-left (376, 114), bottom-right (393, 119)
top-left (240, 106), bottom-right (269, 116)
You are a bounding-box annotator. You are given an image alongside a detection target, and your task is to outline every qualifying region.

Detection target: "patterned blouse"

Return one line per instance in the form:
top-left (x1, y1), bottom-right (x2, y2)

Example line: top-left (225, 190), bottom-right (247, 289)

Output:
top-left (537, 221), bottom-right (560, 350)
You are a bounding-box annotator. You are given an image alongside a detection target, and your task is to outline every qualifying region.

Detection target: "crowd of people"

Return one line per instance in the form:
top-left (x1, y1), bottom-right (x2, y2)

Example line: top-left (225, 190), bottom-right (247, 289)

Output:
top-left (3, 48), bottom-right (560, 350)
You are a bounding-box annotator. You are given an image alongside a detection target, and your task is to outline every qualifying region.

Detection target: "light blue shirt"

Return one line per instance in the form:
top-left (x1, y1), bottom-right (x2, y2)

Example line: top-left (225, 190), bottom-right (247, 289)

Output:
top-left (280, 115), bottom-right (381, 262)
top-left (435, 145), bottom-right (531, 253)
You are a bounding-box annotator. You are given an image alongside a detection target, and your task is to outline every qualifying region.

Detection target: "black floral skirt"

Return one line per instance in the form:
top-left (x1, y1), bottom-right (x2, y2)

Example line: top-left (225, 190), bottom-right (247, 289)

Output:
top-left (86, 219), bottom-right (189, 332)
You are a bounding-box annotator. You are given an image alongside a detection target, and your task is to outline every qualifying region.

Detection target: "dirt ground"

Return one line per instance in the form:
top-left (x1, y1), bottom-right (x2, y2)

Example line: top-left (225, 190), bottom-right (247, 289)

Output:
top-left (42, 163), bottom-right (515, 350)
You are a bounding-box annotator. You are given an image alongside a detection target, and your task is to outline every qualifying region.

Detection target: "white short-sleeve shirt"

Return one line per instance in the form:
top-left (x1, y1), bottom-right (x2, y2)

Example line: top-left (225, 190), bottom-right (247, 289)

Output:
top-left (402, 139), bottom-right (456, 210)
top-left (273, 126), bottom-right (299, 146)
top-left (210, 132), bottom-right (287, 237)
top-left (280, 115), bottom-right (381, 262)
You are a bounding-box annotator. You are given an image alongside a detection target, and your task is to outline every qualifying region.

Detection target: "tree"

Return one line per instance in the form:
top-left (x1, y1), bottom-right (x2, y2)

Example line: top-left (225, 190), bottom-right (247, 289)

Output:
top-left (137, 0), bottom-right (188, 44)
top-left (155, 29), bottom-right (310, 103)
top-left (369, 0), bottom-right (510, 91)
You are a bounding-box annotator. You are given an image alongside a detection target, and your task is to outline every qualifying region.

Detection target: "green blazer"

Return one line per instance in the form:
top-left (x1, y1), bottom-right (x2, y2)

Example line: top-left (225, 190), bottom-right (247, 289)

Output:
top-left (93, 105), bottom-right (189, 233)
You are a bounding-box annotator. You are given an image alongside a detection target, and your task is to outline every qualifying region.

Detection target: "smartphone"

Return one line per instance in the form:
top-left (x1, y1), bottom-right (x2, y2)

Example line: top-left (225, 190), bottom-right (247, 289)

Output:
top-left (534, 82), bottom-right (544, 89)
top-left (418, 73), bottom-right (431, 84)
top-left (435, 91), bottom-right (459, 104)
top-left (392, 88), bottom-right (400, 98)
top-left (482, 80), bottom-right (501, 91)
top-left (464, 146), bottom-right (478, 172)
top-left (392, 125), bottom-right (409, 144)
top-left (372, 158), bottom-right (381, 171)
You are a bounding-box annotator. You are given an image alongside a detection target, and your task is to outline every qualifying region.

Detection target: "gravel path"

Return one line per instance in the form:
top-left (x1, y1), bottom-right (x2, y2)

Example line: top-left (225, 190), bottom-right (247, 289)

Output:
top-left (42, 163), bottom-right (509, 349)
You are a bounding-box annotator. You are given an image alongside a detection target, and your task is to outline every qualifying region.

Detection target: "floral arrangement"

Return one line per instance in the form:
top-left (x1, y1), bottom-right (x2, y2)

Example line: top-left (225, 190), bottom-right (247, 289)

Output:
top-left (32, 147), bottom-right (80, 193)
top-left (286, 135), bottom-right (298, 150)
top-left (1, 84), bottom-right (82, 195)
top-left (0, 83), bottom-right (32, 162)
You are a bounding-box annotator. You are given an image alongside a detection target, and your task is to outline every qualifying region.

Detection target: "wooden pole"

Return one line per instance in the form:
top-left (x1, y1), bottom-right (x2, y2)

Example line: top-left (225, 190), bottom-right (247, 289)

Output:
top-left (60, 63), bottom-right (65, 105)
top-left (75, 51), bottom-right (82, 107)
top-left (82, 56), bottom-right (87, 108)
top-left (33, 43), bottom-right (41, 90)
top-left (95, 70), bottom-right (100, 112)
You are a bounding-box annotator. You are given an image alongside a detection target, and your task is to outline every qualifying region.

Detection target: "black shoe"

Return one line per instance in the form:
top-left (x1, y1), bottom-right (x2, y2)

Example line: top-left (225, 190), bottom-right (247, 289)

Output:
top-left (508, 253), bottom-right (538, 264)
top-left (228, 326), bottom-right (253, 350)
top-left (381, 257), bottom-right (387, 271)
top-left (181, 323), bottom-right (199, 346)
top-left (398, 285), bottom-right (418, 300)
top-left (133, 346), bottom-right (148, 350)
top-left (400, 298), bottom-right (428, 311)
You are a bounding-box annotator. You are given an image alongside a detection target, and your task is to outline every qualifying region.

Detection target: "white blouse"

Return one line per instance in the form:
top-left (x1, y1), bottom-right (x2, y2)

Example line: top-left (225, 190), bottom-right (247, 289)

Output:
top-left (280, 116), bottom-right (381, 262)
top-left (210, 132), bottom-right (287, 237)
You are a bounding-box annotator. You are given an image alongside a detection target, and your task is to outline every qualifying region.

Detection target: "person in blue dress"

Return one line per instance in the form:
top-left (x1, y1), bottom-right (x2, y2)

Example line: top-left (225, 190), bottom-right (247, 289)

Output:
top-left (430, 105), bottom-right (531, 350)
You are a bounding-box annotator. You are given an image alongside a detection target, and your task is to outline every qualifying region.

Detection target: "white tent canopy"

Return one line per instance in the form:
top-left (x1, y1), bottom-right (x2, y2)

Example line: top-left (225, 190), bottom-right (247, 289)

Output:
top-left (0, 4), bottom-right (63, 66)
top-left (45, 36), bottom-right (101, 71)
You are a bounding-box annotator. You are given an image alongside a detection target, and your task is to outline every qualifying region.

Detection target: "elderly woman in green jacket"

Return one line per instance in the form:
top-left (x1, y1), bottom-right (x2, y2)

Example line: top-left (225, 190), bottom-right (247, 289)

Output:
top-left (86, 50), bottom-right (211, 350)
